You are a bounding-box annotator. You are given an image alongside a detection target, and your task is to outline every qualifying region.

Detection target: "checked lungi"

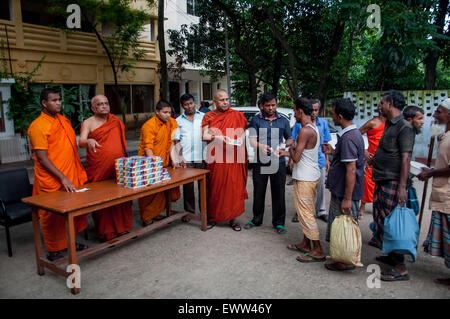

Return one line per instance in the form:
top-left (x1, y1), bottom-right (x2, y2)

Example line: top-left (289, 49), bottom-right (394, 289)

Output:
top-left (423, 211), bottom-right (450, 268)
top-left (370, 180), bottom-right (400, 249)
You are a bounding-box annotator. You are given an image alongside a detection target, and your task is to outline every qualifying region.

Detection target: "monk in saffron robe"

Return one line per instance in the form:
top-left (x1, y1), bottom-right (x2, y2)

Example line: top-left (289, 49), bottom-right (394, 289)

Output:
top-left (202, 89), bottom-right (248, 231)
top-left (358, 110), bottom-right (386, 218)
top-left (28, 89), bottom-right (88, 261)
top-left (79, 95), bottom-right (132, 241)
top-left (138, 100), bottom-right (180, 226)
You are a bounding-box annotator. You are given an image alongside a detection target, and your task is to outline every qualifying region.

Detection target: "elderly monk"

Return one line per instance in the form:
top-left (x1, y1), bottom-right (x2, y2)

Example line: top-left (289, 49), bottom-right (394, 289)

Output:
top-left (138, 100), bottom-right (181, 226)
top-left (28, 88), bottom-right (88, 261)
top-left (202, 89), bottom-right (248, 231)
top-left (78, 95), bottom-right (132, 242)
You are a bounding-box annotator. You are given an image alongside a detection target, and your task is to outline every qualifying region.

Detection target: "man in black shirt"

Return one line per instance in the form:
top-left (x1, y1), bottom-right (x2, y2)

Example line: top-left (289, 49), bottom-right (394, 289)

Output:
top-left (370, 90), bottom-right (415, 282)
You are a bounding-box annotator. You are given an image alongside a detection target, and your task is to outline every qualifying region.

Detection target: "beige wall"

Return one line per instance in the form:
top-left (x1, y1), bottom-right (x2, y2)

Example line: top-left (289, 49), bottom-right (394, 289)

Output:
top-left (0, 0), bottom-right (160, 104)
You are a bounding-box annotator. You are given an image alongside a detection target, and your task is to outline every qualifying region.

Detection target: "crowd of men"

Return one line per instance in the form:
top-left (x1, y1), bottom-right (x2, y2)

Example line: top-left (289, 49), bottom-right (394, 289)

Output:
top-left (27, 87), bottom-right (449, 286)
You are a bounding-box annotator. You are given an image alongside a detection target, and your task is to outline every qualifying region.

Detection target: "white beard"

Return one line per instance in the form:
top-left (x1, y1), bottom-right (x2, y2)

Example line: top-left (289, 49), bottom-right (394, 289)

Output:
top-left (430, 122), bottom-right (446, 137)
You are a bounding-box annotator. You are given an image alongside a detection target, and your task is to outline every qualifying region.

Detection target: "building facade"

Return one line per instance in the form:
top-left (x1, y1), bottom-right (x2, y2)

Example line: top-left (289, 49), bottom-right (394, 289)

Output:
top-left (164, 0), bottom-right (228, 113)
top-left (0, 0), bottom-right (160, 136)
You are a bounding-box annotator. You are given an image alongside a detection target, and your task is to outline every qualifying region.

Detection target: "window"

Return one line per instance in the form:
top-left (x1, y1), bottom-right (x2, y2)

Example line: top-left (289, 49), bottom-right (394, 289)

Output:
top-left (186, 0), bottom-right (197, 16)
top-left (202, 83), bottom-right (212, 101)
top-left (105, 84), bottom-right (155, 114)
top-left (139, 21), bottom-right (155, 42)
top-left (0, 0), bottom-right (12, 21)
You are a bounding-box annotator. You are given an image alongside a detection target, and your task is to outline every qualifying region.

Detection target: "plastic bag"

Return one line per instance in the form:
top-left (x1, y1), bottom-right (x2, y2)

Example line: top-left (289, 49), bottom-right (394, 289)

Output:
top-left (328, 214), bottom-right (363, 267)
top-left (406, 186), bottom-right (420, 216)
top-left (381, 205), bottom-right (420, 261)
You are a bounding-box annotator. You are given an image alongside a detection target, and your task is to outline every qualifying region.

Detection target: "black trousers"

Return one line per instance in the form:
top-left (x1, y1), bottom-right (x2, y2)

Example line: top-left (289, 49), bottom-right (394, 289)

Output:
top-left (183, 162), bottom-right (207, 214)
top-left (251, 163), bottom-right (286, 227)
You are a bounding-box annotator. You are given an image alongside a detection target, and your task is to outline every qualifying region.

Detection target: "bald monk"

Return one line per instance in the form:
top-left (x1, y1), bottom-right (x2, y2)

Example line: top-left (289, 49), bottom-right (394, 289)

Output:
top-left (28, 88), bottom-right (88, 261)
top-left (78, 95), bottom-right (133, 241)
top-left (138, 100), bottom-right (181, 226)
top-left (202, 89), bottom-right (248, 231)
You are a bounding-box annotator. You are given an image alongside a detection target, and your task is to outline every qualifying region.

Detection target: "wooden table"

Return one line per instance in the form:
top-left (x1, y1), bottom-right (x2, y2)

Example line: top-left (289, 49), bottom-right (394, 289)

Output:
top-left (22, 168), bottom-right (209, 295)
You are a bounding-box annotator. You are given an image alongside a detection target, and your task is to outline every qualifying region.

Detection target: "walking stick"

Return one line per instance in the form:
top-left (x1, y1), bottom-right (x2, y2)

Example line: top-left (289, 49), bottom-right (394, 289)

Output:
top-left (417, 136), bottom-right (435, 234)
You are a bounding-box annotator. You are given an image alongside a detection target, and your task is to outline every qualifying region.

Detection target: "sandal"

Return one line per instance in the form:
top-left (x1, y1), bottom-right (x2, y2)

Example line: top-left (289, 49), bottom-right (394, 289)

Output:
top-left (243, 221), bottom-right (257, 229)
top-left (230, 222), bottom-right (242, 231)
top-left (296, 253), bottom-right (326, 263)
top-left (153, 215), bottom-right (166, 221)
top-left (325, 262), bottom-right (356, 271)
top-left (292, 215), bottom-right (299, 223)
top-left (207, 222), bottom-right (216, 230)
top-left (142, 219), bottom-right (154, 227)
top-left (275, 225), bottom-right (287, 234)
top-left (182, 216), bottom-right (191, 222)
top-left (62, 242), bottom-right (89, 252)
top-left (287, 244), bottom-right (309, 254)
top-left (47, 251), bottom-right (64, 262)
top-left (381, 268), bottom-right (410, 282)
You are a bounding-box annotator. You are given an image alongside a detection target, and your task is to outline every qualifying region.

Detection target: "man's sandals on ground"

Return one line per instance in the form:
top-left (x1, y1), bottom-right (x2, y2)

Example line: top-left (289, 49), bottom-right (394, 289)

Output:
top-left (324, 262), bottom-right (356, 271)
top-left (380, 268), bottom-right (410, 281)
top-left (229, 221), bottom-right (241, 231)
top-left (296, 252), bottom-right (326, 263)
top-left (275, 225), bottom-right (287, 234)
top-left (287, 244), bottom-right (309, 254)
top-left (47, 242), bottom-right (89, 262)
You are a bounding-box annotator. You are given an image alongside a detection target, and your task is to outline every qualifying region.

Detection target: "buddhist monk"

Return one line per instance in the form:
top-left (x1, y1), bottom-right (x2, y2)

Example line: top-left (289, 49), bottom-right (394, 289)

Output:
top-left (78, 95), bottom-right (133, 242)
top-left (202, 89), bottom-right (248, 231)
top-left (28, 88), bottom-right (88, 261)
top-left (138, 100), bottom-right (181, 226)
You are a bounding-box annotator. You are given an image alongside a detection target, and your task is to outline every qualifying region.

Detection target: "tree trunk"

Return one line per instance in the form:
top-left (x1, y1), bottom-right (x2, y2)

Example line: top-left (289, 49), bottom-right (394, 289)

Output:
top-left (424, 0), bottom-right (448, 90)
top-left (271, 43), bottom-right (283, 96)
top-left (316, 21), bottom-right (346, 108)
top-left (158, 0), bottom-right (168, 101)
top-left (342, 26), bottom-right (355, 93)
top-left (265, 7), bottom-right (299, 98)
top-left (248, 69), bottom-right (258, 106)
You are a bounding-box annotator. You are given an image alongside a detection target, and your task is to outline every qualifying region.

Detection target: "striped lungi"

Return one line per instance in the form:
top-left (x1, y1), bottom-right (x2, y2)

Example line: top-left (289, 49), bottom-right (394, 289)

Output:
top-left (423, 211), bottom-right (450, 268)
top-left (293, 180), bottom-right (319, 240)
top-left (370, 180), bottom-right (399, 249)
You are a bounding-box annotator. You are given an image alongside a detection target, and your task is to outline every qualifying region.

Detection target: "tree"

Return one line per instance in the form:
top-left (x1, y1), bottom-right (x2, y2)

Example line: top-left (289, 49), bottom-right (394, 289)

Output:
top-left (424, 0), bottom-right (449, 89)
top-left (48, 0), bottom-right (151, 128)
top-left (158, 0), bottom-right (168, 100)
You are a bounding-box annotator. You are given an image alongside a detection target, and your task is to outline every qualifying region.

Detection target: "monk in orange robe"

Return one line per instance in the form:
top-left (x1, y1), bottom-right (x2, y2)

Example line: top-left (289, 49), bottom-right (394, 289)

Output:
top-left (78, 95), bottom-right (133, 241)
top-left (27, 89), bottom-right (88, 261)
top-left (202, 89), bottom-right (248, 231)
top-left (358, 111), bottom-right (386, 218)
top-left (138, 100), bottom-right (180, 226)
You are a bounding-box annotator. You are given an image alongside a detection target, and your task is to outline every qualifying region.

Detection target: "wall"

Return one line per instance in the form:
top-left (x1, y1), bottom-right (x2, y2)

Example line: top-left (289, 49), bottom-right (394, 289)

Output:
top-left (344, 90), bottom-right (450, 160)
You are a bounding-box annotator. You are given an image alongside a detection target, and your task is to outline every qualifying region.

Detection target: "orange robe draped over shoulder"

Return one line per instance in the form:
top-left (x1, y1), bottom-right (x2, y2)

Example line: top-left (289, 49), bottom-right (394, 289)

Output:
top-left (28, 112), bottom-right (88, 252)
top-left (85, 114), bottom-right (132, 240)
top-left (201, 108), bottom-right (248, 222)
top-left (363, 121), bottom-right (385, 204)
top-left (137, 116), bottom-right (180, 222)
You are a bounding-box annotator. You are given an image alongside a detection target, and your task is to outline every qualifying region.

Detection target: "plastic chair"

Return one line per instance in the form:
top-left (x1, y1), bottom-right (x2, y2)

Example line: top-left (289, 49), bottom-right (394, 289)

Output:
top-left (0, 168), bottom-right (33, 257)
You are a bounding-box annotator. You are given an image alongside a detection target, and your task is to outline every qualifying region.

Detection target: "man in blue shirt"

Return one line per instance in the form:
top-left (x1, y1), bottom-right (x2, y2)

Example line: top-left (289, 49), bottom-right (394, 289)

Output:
top-left (174, 93), bottom-right (207, 222)
top-left (244, 92), bottom-right (294, 234)
top-left (290, 100), bottom-right (331, 223)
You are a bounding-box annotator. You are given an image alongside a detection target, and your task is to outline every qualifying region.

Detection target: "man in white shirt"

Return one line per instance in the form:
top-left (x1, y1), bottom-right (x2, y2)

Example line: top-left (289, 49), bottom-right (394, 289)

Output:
top-left (174, 94), bottom-right (207, 222)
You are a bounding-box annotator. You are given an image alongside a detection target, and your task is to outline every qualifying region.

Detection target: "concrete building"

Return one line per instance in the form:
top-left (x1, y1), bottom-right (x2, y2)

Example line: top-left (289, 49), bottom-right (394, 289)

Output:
top-left (0, 0), bottom-right (160, 162)
top-left (164, 0), bottom-right (227, 113)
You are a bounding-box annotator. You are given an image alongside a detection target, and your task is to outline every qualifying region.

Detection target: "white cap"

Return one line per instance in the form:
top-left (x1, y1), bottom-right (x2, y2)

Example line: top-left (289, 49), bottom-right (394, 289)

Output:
top-left (440, 98), bottom-right (450, 111)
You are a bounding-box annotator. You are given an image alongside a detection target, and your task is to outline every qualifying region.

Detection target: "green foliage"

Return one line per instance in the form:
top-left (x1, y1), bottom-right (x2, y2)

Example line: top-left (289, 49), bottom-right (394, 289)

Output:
top-left (168, 0), bottom-right (449, 105)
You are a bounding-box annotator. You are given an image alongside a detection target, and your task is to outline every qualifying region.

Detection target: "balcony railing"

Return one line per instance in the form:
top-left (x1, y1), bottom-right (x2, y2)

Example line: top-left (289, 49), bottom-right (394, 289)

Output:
top-left (0, 20), bottom-right (157, 60)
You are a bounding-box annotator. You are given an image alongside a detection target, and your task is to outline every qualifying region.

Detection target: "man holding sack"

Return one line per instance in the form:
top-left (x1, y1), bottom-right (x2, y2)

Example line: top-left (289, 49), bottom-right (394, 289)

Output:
top-left (322, 99), bottom-right (365, 271)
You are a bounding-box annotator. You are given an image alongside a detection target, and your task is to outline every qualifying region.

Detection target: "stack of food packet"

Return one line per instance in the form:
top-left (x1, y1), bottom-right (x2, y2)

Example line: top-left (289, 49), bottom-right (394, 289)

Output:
top-left (115, 156), bottom-right (171, 189)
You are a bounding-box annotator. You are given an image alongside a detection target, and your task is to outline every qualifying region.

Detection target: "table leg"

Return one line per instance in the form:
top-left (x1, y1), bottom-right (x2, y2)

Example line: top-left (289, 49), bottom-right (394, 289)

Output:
top-left (199, 176), bottom-right (207, 231)
top-left (165, 190), bottom-right (172, 217)
top-left (31, 207), bottom-right (45, 276)
top-left (65, 214), bottom-right (80, 295)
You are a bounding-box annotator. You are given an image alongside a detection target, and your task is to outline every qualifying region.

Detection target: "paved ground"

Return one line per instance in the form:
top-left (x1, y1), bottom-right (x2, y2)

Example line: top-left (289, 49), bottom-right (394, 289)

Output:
top-left (0, 134), bottom-right (448, 299)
